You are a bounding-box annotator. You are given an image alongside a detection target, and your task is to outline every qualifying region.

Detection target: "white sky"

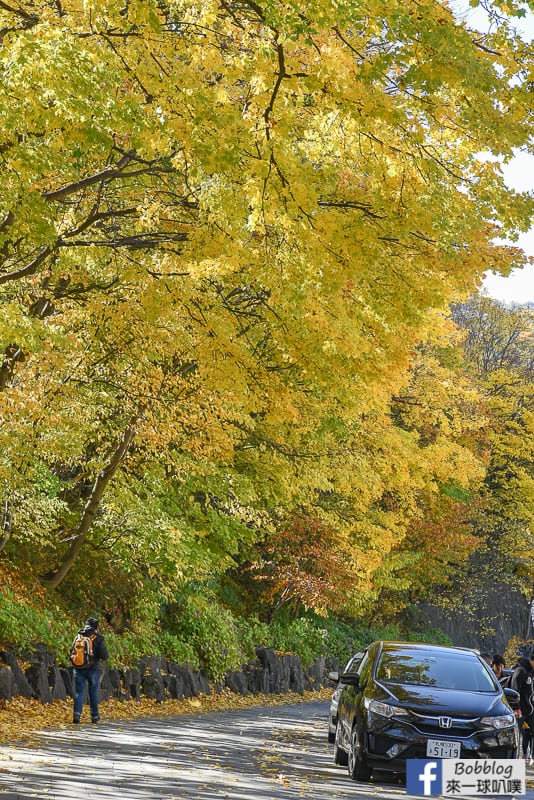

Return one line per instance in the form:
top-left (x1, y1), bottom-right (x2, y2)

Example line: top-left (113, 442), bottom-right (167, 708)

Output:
top-left (481, 153), bottom-right (534, 304)
top-left (451, 2), bottom-right (534, 305)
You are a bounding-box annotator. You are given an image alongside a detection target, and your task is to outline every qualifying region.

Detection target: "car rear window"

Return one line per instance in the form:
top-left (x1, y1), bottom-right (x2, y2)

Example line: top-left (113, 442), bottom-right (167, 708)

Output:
top-left (375, 650), bottom-right (497, 691)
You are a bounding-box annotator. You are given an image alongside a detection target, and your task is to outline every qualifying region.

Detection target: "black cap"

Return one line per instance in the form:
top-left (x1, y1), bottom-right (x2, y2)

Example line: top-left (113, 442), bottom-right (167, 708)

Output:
top-left (85, 617), bottom-right (99, 629)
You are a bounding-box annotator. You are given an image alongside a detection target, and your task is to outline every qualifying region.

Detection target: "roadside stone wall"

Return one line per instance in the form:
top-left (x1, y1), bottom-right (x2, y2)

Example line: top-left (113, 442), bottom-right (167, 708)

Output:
top-left (0, 644), bottom-right (329, 705)
top-left (413, 582), bottom-right (531, 656)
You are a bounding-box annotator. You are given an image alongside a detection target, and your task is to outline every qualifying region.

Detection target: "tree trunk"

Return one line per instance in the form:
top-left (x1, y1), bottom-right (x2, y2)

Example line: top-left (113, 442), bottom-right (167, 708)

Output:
top-left (42, 418), bottom-right (138, 589)
top-left (0, 500), bottom-right (12, 553)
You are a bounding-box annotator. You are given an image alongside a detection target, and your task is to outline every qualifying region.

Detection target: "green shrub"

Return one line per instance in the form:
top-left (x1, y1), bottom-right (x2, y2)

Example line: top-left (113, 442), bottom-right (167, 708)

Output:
top-left (234, 615), bottom-right (271, 661)
top-left (263, 614), bottom-right (452, 670)
top-left (105, 630), bottom-right (158, 668)
top-left (102, 629), bottom-right (199, 669)
top-left (0, 587), bottom-right (73, 657)
top-left (269, 617), bottom-right (327, 668)
top-left (156, 632), bottom-right (200, 667)
top-left (368, 621), bottom-right (404, 643)
top-left (366, 621), bottom-right (452, 647)
top-left (170, 594), bottom-right (244, 680)
top-left (0, 579), bottom-right (452, 678)
top-left (407, 627), bottom-right (452, 645)
top-left (314, 616), bottom-right (366, 665)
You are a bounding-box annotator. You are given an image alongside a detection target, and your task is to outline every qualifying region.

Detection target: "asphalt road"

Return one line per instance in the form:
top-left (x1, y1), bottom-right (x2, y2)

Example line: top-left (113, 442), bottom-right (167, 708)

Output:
top-left (0, 699), bottom-right (531, 799)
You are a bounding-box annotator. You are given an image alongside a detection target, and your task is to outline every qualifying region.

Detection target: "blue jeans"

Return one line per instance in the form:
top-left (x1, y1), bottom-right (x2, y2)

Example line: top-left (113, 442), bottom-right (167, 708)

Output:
top-left (73, 667), bottom-right (101, 720)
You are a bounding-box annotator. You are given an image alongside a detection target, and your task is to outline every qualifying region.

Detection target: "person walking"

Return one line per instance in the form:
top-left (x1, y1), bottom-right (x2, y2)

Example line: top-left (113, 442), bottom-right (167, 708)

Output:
top-left (69, 616), bottom-right (109, 724)
top-left (510, 648), bottom-right (534, 761)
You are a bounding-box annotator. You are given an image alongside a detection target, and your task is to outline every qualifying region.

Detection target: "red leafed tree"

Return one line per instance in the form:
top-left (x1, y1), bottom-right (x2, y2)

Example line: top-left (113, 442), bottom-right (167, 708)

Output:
top-left (248, 515), bottom-right (358, 619)
top-left (368, 495), bottom-right (483, 622)
top-left (399, 496), bottom-right (481, 596)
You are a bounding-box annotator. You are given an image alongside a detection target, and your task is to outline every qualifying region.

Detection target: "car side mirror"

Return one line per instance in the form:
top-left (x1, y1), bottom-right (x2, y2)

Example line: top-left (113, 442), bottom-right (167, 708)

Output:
top-left (504, 687), bottom-right (520, 708)
top-left (339, 671), bottom-right (360, 687)
top-left (327, 671), bottom-right (340, 683)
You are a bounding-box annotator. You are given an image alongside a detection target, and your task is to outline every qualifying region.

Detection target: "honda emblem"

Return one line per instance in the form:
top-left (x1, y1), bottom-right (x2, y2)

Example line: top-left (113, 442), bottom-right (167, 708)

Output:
top-left (439, 716), bottom-right (453, 728)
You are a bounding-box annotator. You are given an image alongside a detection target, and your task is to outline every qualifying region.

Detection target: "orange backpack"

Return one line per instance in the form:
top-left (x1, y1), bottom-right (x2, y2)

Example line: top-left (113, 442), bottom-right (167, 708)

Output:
top-left (69, 632), bottom-right (96, 668)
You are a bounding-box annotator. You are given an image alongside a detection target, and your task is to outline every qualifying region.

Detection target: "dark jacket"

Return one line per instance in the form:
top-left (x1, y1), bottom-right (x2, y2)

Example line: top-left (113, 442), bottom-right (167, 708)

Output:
top-left (77, 624), bottom-right (109, 668)
top-left (510, 658), bottom-right (534, 717)
top-left (498, 669), bottom-right (512, 689)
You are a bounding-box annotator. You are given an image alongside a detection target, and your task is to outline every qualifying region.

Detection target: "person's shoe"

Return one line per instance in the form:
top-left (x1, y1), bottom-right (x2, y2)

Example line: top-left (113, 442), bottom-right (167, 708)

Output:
top-left (91, 717), bottom-right (100, 724)
top-left (72, 716), bottom-right (80, 724)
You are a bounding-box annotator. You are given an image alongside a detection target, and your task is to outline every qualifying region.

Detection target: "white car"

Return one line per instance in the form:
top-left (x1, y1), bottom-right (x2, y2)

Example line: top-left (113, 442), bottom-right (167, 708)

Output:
top-left (327, 652), bottom-right (364, 743)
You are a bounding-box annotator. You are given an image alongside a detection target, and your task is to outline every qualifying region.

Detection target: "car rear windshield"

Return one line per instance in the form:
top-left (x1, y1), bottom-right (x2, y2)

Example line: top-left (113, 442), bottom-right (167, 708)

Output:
top-left (375, 650), bottom-right (497, 691)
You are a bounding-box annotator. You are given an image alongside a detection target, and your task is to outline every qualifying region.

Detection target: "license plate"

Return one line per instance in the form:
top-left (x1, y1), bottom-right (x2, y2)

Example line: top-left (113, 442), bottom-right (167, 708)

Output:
top-left (426, 739), bottom-right (461, 758)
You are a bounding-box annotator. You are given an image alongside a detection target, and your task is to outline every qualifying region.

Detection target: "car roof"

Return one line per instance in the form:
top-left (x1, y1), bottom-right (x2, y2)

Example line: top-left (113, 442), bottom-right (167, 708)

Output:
top-left (378, 641), bottom-right (480, 657)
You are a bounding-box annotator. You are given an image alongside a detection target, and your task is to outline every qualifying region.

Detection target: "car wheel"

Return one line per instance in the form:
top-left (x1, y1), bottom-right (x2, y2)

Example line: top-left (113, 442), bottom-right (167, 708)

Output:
top-left (334, 723), bottom-right (349, 766)
top-left (347, 726), bottom-right (372, 781)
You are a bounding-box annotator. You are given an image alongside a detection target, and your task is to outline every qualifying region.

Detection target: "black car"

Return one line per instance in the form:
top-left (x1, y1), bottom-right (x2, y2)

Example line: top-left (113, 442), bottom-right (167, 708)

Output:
top-left (327, 652), bottom-right (364, 743)
top-left (334, 641), bottom-right (520, 782)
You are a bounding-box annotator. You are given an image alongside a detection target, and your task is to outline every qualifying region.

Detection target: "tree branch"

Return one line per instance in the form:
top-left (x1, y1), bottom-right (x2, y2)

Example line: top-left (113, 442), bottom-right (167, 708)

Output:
top-left (42, 415), bottom-right (139, 589)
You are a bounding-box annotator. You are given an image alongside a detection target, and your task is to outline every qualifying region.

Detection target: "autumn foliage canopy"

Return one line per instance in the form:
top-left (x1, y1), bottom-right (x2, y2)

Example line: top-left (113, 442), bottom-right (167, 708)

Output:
top-left (0, 0), bottom-right (532, 641)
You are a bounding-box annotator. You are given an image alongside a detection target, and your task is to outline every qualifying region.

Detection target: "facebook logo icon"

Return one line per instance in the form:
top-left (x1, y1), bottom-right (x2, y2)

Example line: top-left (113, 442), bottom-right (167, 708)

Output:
top-left (406, 760), bottom-right (443, 796)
